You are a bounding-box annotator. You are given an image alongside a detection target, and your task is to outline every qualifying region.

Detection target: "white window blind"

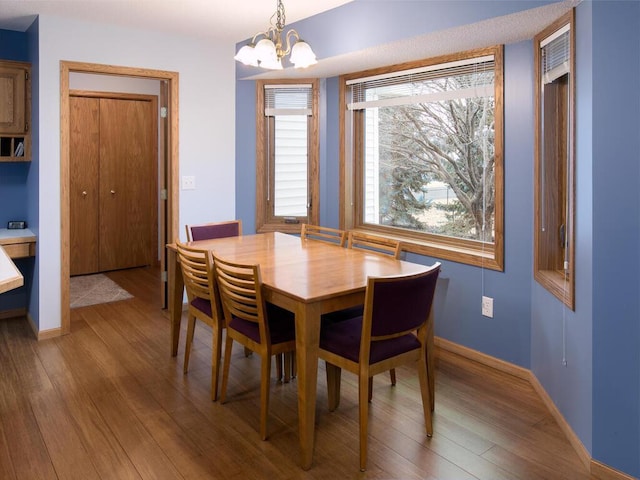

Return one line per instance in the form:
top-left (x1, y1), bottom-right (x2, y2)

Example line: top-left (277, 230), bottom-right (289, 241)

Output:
top-left (347, 55), bottom-right (495, 110)
top-left (264, 84), bottom-right (313, 116)
top-left (541, 24), bottom-right (570, 85)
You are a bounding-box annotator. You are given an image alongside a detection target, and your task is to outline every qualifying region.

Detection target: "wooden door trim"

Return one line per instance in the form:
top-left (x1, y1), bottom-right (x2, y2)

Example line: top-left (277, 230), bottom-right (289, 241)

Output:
top-left (61, 61), bottom-right (179, 335)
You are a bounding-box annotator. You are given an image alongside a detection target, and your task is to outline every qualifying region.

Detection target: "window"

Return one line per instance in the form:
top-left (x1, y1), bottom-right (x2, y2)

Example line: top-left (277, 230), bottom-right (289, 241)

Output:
top-left (340, 47), bottom-right (504, 270)
top-left (256, 79), bottom-right (319, 233)
top-left (534, 11), bottom-right (575, 309)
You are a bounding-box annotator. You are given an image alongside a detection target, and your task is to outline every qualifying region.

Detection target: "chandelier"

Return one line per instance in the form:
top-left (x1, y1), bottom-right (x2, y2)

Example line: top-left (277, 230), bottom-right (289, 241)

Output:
top-left (234, 0), bottom-right (317, 70)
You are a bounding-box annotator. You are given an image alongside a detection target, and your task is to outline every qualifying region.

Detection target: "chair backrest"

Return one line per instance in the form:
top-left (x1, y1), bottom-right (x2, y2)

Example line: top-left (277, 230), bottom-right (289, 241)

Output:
top-left (364, 263), bottom-right (441, 341)
top-left (300, 223), bottom-right (347, 247)
top-left (212, 253), bottom-right (269, 339)
top-left (175, 241), bottom-right (216, 305)
top-left (186, 219), bottom-right (242, 242)
top-left (347, 231), bottom-right (401, 259)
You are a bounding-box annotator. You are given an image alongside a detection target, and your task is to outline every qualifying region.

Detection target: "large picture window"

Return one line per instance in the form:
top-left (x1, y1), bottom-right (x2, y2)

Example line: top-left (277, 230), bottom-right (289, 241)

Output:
top-left (341, 47), bottom-right (504, 269)
top-left (256, 80), bottom-right (319, 233)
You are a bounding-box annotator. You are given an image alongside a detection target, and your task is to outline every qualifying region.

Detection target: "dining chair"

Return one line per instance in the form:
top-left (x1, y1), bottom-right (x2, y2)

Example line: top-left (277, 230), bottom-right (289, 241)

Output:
top-left (347, 230), bottom-right (402, 259)
top-left (185, 219), bottom-right (242, 242)
top-left (300, 223), bottom-right (347, 247)
top-left (318, 263), bottom-right (441, 471)
top-left (213, 253), bottom-right (297, 441)
top-left (175, 241), bottom-right (224, 401)
top-left (324, 230), bottom-right (403, 392)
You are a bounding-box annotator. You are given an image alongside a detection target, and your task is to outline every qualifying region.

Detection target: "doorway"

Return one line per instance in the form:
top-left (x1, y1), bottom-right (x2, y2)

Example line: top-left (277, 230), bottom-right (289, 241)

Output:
top-left (60, 61), bottom-right (179, 335)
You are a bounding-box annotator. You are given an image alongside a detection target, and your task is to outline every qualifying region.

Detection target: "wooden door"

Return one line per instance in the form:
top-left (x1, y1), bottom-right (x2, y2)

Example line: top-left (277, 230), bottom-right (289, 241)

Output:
top-left (70, 96), bottom-right (100, 275)
top-left (70, 94), bottom-right (158, 275)
top-left (99, 97), bottom-right (157, 271)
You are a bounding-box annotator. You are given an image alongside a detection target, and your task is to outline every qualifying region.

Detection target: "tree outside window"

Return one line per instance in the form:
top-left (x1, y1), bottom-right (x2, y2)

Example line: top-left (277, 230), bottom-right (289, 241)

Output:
top-left (342, 47), bottom-right (504, 270)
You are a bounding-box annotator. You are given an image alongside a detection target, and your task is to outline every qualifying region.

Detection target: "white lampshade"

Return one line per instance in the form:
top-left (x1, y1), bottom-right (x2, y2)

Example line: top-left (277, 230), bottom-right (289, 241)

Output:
top-left (290, 40), bottom-right (317, 68)
top-left (234, 44), bottom-right (259, 67)
top-left (254, 38), bottom-right (277, 63)
top-left (259, 57), bottom-right (283, 70)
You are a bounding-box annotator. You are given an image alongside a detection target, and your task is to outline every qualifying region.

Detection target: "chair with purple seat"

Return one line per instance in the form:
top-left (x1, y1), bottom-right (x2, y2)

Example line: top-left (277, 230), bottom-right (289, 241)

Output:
top-left (323, 230), bottom-right (403, 393)
top-left (186, 219), bottom-right (242, 242)
top-left (213, 253), bottom-right (297, 441)
top-left (176, 241), bottom-right (224, 401)
top-left (319, 262), bottom-right (441, 471)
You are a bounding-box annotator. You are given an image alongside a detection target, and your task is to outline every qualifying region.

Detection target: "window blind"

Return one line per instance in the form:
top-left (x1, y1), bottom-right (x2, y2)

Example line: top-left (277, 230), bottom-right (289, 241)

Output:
top-left (541, 24), bottom-right (570, 85)
top-left (264, 84), bottom-right (313, 116)
top-left (347, 55), bottom-right (495, 110)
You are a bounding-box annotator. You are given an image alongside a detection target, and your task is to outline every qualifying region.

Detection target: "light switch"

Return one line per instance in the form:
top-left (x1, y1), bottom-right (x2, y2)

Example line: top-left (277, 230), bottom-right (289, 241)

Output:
top-left (181, 176), bottom-right (196, 190)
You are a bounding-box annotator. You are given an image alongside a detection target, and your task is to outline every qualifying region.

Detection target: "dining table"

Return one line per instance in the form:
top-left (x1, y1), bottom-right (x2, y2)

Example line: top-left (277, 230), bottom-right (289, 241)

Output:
top-left (166, 231), bottom-right (433, 470)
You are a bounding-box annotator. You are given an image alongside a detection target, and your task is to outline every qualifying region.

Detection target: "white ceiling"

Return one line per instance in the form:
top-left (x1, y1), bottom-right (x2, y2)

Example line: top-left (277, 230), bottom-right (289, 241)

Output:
top-left (0, 0), bottom-right (354, 40)
top-left (0, 0), bottom-right (577, 79)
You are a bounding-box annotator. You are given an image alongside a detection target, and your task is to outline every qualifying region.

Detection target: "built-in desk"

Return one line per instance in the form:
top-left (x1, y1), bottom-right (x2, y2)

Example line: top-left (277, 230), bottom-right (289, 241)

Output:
top-left (0, 228), bottom-right (36, 294)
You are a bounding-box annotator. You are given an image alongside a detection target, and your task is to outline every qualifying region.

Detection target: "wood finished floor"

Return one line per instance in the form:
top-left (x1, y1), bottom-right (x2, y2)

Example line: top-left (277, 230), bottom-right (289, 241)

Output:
top-left (0, 266), bottom-right (595, 479)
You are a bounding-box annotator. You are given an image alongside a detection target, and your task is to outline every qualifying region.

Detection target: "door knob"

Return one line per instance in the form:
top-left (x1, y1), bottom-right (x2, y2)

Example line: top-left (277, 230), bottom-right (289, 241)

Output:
top-left (110, 190), bottom-right (116, 194)
top-left (82, 191), bottom-right (87, 196)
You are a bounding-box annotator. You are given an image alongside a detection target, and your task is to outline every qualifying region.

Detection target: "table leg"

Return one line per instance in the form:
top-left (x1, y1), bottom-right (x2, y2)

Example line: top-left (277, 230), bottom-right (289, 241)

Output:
top-left (295, 302), bottom-right (321, 470)
top-left (167, 247), bottom-right (184, 357)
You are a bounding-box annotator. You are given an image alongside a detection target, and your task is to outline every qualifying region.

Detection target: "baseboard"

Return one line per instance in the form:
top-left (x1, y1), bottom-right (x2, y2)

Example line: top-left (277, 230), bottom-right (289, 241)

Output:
top-left (0, 307), bottom-right (27, 320)
top-left (434, 336), bottom-right (637, 480)
top-left (435, 336), bottom-right (530, 380)
top-left (591, 460), bottom-right (638, 480)
top-left (25, 313), bottom-right (62, 340)
top-left (527, 371), bottom-right (591, 471)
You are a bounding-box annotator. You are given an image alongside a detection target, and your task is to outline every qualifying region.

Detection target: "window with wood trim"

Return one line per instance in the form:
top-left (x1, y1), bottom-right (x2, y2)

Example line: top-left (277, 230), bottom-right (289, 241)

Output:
top-left (256, 79), bottom-right (319, 233)
top-left (340, 46), bottom-right (504, 270)
top-left (534, 11), bottom-right (575, 309)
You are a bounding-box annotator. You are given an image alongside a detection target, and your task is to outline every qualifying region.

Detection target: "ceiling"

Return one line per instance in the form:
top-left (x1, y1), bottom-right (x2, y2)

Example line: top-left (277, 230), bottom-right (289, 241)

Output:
top-left (0, 0), bottom-right (577, 80)
top-left (0, 0), bottom-right (354, 40)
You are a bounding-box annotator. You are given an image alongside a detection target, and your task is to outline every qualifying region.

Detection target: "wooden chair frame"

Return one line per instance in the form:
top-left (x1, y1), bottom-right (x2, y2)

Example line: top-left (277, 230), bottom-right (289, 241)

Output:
top-left (213, 254), bottom-right (296, 440)
top-left (300, 223), bottom-right (347, 247)
top-left (347, 231), bottom-right (402, 259)
top-left (176, 241), bottom-right (224, 401)
top-left (319, 264), bottom-right (440, 471)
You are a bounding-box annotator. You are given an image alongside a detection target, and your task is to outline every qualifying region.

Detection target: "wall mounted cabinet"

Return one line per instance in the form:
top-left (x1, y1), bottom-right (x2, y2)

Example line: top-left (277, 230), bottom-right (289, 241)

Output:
top-left (0, 60), bottom-right (31, 162)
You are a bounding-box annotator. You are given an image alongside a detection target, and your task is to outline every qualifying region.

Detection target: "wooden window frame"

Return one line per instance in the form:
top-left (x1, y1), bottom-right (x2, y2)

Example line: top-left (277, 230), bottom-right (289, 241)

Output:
top-left (339, 46), bottom-right (504, 271)
top-left (256, 79), bottom-right (319, 233)
top-left (534, 11), bottom-right (575, 310)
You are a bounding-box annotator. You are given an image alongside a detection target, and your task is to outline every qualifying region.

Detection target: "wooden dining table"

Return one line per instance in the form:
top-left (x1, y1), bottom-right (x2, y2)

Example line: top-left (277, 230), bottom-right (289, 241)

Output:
top-left (166, 231), bottom-right (433, 470)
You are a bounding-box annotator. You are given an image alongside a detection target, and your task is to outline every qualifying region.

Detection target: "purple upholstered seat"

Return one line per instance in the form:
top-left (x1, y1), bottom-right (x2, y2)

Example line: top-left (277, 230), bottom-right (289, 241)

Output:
top-left (318, 263), bottom-right (441, 471)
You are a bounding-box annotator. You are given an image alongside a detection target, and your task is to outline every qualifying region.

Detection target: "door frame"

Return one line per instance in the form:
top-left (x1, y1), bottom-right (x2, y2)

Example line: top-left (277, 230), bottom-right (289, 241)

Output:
top-left (60, 61), bottom-right (179, 335)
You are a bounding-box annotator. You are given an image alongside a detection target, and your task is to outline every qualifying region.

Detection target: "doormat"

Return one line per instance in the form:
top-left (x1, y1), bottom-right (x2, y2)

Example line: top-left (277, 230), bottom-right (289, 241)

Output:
top-left (70, 273), bottom-right (133, 308)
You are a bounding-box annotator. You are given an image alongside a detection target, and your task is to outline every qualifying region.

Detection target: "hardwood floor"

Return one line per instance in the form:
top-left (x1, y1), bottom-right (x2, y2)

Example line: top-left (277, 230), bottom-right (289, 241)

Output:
top-left (0, 266), bottom-right (595, 479)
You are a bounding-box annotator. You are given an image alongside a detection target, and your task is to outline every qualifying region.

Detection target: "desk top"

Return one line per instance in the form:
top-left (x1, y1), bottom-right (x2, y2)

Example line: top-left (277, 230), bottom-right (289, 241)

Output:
top-left (177, 232), bottom-right (431, 305)
top-left (0, 228), bottom-right (36, 245)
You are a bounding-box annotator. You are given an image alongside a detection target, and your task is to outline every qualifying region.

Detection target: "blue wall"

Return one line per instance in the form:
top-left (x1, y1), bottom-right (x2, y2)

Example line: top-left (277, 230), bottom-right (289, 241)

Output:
top-left (0, 29), bottom-right (30, 225)
top-left (591, 1), bottom-right (640, 475)
top-left (0, 29), bottom-right (34, 316)
top-left (235, 1), bottom-right (640, 477)
top-left (26, 19), bottom-right (39, 327)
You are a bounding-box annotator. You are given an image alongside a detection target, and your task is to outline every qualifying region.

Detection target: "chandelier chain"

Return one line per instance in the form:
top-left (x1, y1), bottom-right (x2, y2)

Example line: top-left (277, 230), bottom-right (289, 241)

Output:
top-left (276, 0), bottom-right (286, 31)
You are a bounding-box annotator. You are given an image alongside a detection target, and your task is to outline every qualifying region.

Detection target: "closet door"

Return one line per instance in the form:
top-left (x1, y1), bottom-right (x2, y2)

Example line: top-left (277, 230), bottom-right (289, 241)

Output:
top-left (99, 97), bottom-right (157, 271)
top-left (70, 96), bottom-right (100, 276)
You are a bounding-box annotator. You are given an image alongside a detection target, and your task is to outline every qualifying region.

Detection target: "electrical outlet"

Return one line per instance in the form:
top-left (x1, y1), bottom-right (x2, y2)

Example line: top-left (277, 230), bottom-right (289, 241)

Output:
top-left (482, 296), bottom-right (493, 318)
top-left (181, 175), bottom-right (196, 190)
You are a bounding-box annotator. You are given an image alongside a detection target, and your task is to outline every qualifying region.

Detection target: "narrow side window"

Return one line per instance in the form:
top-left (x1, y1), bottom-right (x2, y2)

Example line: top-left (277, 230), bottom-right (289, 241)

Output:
top-left (256, 80), bottom-right (319, 232)
top-left (534, 10), bottom-right (575, 309)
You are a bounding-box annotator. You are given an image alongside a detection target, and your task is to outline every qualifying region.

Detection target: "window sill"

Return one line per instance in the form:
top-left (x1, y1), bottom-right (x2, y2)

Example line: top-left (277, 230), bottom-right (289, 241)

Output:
top-left (353, 228), bottom-right (503, 271)
top-left (534, 269), bottom-right (574, 310)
